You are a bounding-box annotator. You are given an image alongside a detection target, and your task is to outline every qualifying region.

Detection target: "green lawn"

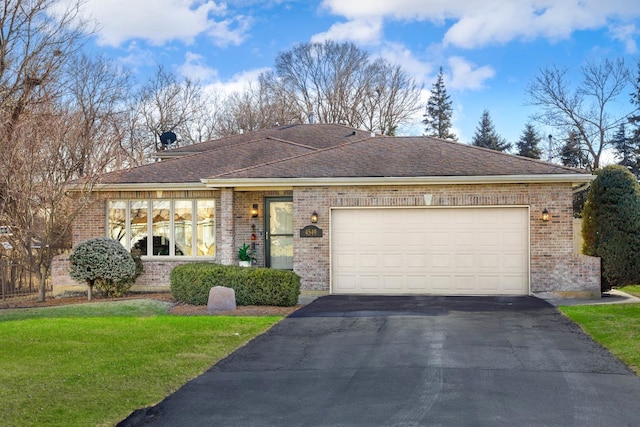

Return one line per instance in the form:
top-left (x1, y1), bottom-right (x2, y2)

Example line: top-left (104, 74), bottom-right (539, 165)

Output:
top-left (0, 301), bottom-right (282, 427)
top-left (560, 303), bottom-right (640, 374)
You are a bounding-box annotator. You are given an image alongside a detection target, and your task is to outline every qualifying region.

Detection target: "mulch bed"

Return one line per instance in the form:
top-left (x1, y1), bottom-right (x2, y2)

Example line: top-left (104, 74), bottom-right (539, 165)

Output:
top-left (0, 292), bottom-right (301, 316)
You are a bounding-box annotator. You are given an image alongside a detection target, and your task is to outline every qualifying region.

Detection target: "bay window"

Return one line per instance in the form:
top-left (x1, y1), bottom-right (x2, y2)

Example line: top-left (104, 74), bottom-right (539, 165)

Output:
top-left (107, 199), bottom-right (215, 257)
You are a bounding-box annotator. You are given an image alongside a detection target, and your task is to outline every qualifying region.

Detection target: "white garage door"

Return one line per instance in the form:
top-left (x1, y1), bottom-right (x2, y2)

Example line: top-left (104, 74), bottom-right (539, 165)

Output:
top-left (331, 207), bottom-right (529, 295)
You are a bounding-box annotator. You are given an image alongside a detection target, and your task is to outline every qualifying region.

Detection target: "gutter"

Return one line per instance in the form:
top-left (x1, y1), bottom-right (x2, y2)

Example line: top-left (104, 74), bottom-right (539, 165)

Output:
top-left (200, 174), bottom-right (595, 189)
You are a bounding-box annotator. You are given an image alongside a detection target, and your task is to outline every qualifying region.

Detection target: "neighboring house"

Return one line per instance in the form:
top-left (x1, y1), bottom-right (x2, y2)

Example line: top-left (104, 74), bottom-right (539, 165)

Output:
top-left (53, 124), bottom-right (600, 298)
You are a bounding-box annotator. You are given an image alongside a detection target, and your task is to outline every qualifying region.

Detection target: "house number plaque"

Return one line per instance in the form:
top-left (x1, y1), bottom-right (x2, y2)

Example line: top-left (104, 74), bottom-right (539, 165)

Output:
top-left (300, 225), bottom-right (323, 238)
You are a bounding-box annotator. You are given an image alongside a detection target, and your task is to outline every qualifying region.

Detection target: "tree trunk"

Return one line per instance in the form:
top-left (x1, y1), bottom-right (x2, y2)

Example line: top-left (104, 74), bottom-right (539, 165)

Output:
top-left (37, 265), bottom-right (47, 302)
top-left (87, 284), bottom-right (93, 301)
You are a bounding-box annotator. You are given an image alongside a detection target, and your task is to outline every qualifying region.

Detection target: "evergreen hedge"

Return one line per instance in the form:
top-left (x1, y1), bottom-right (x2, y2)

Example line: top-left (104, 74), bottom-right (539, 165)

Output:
top-left (170, 263), bottom-right (301, 306)
top-left (582, 165), bottom-right (640, 290)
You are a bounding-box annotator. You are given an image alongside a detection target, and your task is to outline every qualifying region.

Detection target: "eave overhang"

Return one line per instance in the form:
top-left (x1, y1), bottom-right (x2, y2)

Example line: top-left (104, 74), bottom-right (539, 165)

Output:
top-left (68, 173), bottom-right (594, 193)
top-left (200, 174), bottom-right (595, 189)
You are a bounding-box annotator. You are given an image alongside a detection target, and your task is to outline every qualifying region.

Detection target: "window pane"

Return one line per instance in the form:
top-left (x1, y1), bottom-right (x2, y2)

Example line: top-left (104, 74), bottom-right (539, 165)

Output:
top-left (130, 201), bottom-right (149, 255)
top-left (152, 200), bottom-right (171, 256)
top-left (270, 236), bottom-right (293, 269)
top-left (108, 201), bottom-right (127, 247)
top-left (174, 200), bottom-right (193, 256)
top-left (196, 200), bottom-right (215, 256)
top-left (269, 201), bottom-right (293, 234)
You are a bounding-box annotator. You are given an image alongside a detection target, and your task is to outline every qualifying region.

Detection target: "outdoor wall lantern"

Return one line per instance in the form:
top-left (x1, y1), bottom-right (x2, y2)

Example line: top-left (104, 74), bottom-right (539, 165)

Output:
top-left (310, 211), bottom-right (318, 224)
top-left (251, 204), bottom-right (259, 218)
top-left (542, 208), bottom-right (550, 222)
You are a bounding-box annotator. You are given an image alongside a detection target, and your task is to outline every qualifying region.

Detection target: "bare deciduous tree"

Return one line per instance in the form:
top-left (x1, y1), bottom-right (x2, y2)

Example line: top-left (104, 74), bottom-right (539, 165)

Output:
top-left (359, 60), bottom-right (422, 135)
top-left (214, 80), bottom-right (302, 136)
top-left (123, 66), bottom-right (218, 165)
top-left (526, 58), bottom-right (632, 170)
top-left (262, 40), bottom-right (422, 135)
top-left (0, 0), bottom-right (128, 301)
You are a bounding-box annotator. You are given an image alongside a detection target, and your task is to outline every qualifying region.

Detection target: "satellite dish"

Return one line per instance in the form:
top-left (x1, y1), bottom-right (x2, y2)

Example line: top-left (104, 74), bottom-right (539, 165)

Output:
top-left (159, 131), bottom-right (177, 147)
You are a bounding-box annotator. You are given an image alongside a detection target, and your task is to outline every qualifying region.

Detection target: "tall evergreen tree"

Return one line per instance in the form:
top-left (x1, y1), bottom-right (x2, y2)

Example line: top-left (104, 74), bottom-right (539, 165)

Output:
top-left (611, 123), bottom-right (640, 177)
top-left (422, 67), bottom-right (457, 140)
top-left (629, 61), bottom-right (640, 172)
top-left (471, 110), bottom-right (511, 152)
top-left (516, 123), bottom-right (542, 159)
top-left (560, 131), bottom-right (589, 169)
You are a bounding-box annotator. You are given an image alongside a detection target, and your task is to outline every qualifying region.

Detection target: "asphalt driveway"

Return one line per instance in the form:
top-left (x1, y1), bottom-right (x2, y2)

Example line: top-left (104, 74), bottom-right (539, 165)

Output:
top-left (120, 296), bottom-right (640, 426)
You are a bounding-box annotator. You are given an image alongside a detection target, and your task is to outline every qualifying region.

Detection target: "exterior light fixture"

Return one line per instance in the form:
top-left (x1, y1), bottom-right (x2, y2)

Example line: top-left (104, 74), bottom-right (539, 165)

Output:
top-left (542, 208), bottom-right (550, 222)
top-left (310, 211), bottom-right (318, 224)
top-left (251, 204), bottom-right (259, 218)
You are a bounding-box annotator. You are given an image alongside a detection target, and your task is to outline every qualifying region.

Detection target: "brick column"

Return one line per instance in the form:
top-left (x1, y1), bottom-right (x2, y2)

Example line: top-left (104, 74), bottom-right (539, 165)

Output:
top-left (219, 188), bottom-right (235, 265)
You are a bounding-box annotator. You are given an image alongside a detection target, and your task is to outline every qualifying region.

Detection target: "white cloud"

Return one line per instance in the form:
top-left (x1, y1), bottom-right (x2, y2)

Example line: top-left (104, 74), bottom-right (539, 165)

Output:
top-left (206, 67), bottom-right (270, 96)
top-left (207, 15), bottom-right (253, 47)
top-left (376, 43), bottom-right (433, 83)
top-left (76, 0), bottom-right (249, 47)
top-left (447, 56), bottom-right (495, 90)
top-left (320, 0), bottom-right (640, 49)
top-left (311, 19), bottom-right (383, 45)
top-left (609, 24), bottom-right (639, 54)
top-left (177, 52), bottom-right (218, 82)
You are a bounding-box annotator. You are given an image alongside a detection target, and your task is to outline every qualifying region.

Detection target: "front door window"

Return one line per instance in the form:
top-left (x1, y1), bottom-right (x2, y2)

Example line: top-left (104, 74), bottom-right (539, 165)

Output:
top-left (266, 198), bottom-right (293, 269)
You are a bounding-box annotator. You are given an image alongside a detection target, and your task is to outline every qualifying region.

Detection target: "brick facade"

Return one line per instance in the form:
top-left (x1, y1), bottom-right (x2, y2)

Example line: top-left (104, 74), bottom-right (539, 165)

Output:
top-left (53, 183), bottom-right (600, 299)
top-left (292, 183), bottom-right (600, 297)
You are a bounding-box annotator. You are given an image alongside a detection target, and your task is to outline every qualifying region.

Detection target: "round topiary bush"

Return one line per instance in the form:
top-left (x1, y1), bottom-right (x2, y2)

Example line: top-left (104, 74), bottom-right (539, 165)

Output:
top-left (69, 237), bottom-right (138, 300)
top-left (582, 165), bottom-right (640, 290)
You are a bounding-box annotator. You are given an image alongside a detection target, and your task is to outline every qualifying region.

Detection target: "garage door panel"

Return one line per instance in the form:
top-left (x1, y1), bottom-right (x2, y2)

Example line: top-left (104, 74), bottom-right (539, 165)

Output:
top-left (478, 275), bottom-right (503, 290)
top-left (431, 253), bottom-right (452, 269)
top-left (359, 253), bottom-right (379, 268)
top-left (431, 276), bottom-right (452, 291)
top-left (430, 232), bottom-right (451, 247)
top-left (359, 232), bottom-right (379, 247)
top-left (407, 254), bottom-right (426, 268)
top-left (359, 275), bottom-right (380, 290)
top-left (454, 254), bottom-right (475, 269)
top-left (453, 275), bottom-right (476, 291)
top-left (503, 254), bottom-right (526, 269)
top-left (334, 253), bottom-right (357, 269)
top-left (331, 208), bottom-right (529, 296)
top-left (478, 253), bottom-right (500, 269)
top-left (383, 254), bottom-right (403, 268)
top-left (407, 275), bottom-right (427, 290)
top-left (383, 276), bottom-right (403, 290)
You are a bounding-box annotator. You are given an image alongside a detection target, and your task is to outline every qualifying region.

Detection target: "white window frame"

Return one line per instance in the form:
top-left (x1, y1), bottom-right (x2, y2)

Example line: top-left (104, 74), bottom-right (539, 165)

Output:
top-left (106, 199), bottom-right (215, 259)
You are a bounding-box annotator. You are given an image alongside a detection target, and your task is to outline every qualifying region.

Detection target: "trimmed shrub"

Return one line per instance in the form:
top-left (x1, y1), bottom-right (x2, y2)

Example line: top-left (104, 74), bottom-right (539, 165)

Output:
top-left (170, 263), bottom-right (301, 307)
top-left (581, 165), bottom-right (640, 290)
top-left (69, 238), bottom-right (138, 300)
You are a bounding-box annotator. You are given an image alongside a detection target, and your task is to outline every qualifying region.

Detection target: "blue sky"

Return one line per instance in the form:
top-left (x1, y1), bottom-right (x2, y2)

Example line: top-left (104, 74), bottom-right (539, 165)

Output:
top-left (74, 0), bottom-right (640, 146)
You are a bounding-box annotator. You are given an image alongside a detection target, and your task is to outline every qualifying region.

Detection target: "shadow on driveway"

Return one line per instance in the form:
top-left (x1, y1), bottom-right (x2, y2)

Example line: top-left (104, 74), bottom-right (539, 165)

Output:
top-left (289, 295), bottom-right (552, 318)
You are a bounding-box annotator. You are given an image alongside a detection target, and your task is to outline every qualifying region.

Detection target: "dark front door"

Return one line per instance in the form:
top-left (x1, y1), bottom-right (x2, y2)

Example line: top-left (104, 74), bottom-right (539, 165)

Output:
top-left (265, 197), bottom-right (293, 269)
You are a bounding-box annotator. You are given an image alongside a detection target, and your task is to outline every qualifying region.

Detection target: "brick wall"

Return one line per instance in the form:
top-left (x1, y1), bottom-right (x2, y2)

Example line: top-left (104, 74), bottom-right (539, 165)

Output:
top-left (57, 183), bottom-right (600, 298)
top-left (292, 183), bottom-right (600, 297)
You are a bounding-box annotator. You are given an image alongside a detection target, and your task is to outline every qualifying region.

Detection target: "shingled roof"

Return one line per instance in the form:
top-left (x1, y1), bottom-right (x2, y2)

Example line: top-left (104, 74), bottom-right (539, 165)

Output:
top-left (96, 124), bottom-right (591, 188)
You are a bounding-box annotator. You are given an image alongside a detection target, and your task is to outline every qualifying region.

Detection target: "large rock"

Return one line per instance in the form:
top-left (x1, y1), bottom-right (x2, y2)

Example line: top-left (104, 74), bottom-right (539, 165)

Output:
top-left (207, 286), bottom-right (236, 313)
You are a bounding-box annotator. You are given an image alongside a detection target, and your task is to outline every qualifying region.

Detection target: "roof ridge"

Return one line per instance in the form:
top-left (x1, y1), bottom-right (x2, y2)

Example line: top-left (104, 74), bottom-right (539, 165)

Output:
top-left (207, 135), bottom-right (375, 179)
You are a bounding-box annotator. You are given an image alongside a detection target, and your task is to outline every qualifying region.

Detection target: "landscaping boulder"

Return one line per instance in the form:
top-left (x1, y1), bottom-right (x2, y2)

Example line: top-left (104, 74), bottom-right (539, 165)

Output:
top-left (207, 286), bottom-right (236, 313)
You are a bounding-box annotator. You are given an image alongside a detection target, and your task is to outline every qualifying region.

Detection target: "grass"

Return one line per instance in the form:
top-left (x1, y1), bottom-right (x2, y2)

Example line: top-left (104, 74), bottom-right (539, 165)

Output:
top-left (560, 303), bottom-right (640, 374)
top-left (0, 301), bottom-right (282, 426)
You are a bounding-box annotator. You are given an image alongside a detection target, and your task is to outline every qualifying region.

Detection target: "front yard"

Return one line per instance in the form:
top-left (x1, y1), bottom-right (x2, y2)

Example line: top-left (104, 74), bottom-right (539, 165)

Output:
top-left (560, 301), bottom-right (640, 374)
top-left (0, 300), bottom-right (283, 426)
top-left (3, 294), bottom-right (640, 426)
